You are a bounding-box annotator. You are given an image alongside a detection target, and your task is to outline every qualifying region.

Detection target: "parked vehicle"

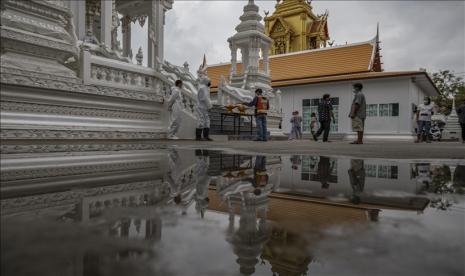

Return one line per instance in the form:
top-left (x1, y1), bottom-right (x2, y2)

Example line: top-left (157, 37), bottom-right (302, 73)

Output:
top-left (430, 123), bottom-right (442, 141)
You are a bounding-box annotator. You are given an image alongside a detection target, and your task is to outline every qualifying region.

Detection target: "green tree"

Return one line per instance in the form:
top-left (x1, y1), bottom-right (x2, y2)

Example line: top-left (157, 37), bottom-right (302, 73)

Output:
top-left (431, 70), bottom-right (465, 115)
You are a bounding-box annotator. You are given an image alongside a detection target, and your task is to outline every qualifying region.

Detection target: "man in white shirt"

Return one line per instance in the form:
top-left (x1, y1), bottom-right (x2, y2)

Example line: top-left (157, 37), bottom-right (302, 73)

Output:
top-left (416, 97), bottom-right (434, 143)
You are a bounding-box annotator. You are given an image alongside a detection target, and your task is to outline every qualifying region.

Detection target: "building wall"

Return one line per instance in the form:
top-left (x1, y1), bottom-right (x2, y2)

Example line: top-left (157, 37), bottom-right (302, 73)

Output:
top-left (278, 76), bottom-right (429, 139)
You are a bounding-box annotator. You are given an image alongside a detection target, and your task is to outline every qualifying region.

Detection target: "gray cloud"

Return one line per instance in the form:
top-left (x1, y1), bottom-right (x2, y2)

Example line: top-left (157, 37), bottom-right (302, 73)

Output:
top-left (132, 1), bottom-right (464, 76)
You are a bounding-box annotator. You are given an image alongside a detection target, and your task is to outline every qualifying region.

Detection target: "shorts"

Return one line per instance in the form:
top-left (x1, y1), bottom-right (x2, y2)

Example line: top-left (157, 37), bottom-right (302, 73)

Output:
top-left (351, 117), bottom-right (365, 132)
top-left (417, 120), bottom-right (431, 134)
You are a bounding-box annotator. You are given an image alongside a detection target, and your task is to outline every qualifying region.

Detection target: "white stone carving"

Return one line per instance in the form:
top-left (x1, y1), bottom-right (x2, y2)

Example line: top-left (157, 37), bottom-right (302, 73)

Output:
top-left (0, 142), bottom-right (162, 154)
top-left (0, 101), bottom-right (160, 120)
top-left (0, 0), bottom-right (176, 143)
top-left (1, 180), bottom-right (170, 215)
top-left (0, 129), bottom-right (165, 140)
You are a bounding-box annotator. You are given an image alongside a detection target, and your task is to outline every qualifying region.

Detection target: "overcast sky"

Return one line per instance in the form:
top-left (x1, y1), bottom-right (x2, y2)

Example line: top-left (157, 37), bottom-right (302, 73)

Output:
top-left (132, 1), bottom-right (465, 76)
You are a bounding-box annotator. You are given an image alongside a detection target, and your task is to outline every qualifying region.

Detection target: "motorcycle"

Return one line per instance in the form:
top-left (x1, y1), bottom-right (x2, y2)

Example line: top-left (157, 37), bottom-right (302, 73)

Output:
top-left (430, 123), bottom-right (442, 141)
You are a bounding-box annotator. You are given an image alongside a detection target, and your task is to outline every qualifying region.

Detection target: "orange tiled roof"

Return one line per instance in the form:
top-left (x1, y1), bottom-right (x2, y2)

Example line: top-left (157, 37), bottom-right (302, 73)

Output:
top-left (207, 41), bottom-right (377, 91)
top-left (272, 71), bottom-right (427, 87)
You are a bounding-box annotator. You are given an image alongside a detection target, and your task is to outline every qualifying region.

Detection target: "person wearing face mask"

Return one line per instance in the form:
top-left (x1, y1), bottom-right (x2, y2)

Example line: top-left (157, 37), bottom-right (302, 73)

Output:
top-left (196, 76), bottom-right (213, 141)
top-left (416, 97), bottom-right (434, 143)
top-left (349, 83), bottom-right (367, 144)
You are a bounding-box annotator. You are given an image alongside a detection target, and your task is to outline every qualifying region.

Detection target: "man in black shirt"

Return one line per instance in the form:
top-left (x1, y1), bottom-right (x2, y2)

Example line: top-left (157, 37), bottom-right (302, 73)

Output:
top-left (313, 94), bottom-right (335, 142)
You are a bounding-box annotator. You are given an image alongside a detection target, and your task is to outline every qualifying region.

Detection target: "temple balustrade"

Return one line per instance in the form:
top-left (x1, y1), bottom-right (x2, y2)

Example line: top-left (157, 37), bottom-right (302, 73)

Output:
top-left (80, 49), bottom-right (170, 96)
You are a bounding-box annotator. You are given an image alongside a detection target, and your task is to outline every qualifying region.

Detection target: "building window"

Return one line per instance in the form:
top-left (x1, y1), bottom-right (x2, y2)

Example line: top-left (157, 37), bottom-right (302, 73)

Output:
top-left (378, 165), bottom-right (399, 179)
top-left (379, 103), bottom-right (399, 117)
top-left (302, 97), bottom-right (339, 133)
top-left (364, 164), bottom-right (377, 177)
top-left (367, 104), bottom-right (378, 117)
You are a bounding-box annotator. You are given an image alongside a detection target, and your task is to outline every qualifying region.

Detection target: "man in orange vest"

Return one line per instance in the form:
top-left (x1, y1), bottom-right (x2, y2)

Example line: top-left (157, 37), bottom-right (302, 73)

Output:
top-left (244, 89), bottom-right (270, 141)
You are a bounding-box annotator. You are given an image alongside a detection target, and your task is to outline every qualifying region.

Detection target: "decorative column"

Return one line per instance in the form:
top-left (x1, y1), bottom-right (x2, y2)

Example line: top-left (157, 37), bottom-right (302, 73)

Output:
top-left (148, 1), bottom-right (156, 68)
top-left (148, 0), bottom-right (170, 69)
top-left (230, 41), bottom-right (238, 75)
top-left (70, 0), bottom-right (86, 40)
top-left (262, 45), bottom-right (269, 74)
top-left (241, 48), bottom-right (249, 73)
top-left (249, 37), bottom-right (260, 73)
top-left (100, 0), bottom-right (113, 49)
top-left (122, 15), bottom-right (132, 58)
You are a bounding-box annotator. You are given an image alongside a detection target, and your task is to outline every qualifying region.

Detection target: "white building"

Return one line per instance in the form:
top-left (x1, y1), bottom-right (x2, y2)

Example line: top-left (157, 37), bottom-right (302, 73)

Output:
top-left (279, 70), bottom-right (439, 141)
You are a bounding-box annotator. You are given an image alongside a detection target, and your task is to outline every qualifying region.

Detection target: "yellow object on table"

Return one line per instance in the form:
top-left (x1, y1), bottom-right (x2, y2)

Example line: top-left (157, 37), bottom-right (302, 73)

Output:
top-left (225, 104), bottom-right (235, 113)
top-left (236, 104), bottom-right (246, 114)
top-left (225, 104), bottom-right (246, 114)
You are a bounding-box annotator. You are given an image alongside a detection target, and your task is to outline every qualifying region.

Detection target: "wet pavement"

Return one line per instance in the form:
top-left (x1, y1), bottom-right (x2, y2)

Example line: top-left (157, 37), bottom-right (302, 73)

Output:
top-left (1, 147), bottom-right (464, 276)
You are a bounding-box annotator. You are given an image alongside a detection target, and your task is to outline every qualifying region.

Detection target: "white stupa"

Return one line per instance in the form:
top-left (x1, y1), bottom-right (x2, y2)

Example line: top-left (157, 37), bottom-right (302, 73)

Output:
top-left (443, 98), bottom-right (461, 140)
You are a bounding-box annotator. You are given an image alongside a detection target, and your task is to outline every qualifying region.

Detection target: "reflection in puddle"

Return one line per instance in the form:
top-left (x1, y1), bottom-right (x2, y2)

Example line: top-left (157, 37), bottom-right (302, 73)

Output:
top-left (1, 148), bottom-right (464, 276)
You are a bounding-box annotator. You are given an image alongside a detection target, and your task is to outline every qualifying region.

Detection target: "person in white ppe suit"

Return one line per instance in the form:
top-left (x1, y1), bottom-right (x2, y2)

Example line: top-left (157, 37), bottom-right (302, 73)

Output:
top-left (167, 80), bottom-right (184, 139)
top-left (194, 149), bottom-right (211, 218)
top-left (196, 76), bottom-right (213, 141)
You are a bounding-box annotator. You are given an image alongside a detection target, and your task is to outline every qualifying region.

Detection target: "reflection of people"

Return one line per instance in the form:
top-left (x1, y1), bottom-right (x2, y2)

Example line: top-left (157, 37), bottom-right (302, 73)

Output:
top-left (454, 165), bottom-right (465, 185)
top-left (166, 149), bottom-right (196, 211)
top-left (196, 77), bottom-right (213, 141)
top-left (243, 89), bottom-right (270, 142)
top-left (290, 155), bottom-right (302, 170)
top-left (167, 80), bottom-right (184, 139)
top-left (252, 156), bottom-right (268, 195)
top-left (349, 83), bottom-right (366, 144)
top-left (415, 163), bottom-right (432, 192)
top-left (348, 159), bottom-right (365, 204)
top-left (194, 149), bottom-right (211, 218)
top-left (318, 157), bottom-right (333, 189)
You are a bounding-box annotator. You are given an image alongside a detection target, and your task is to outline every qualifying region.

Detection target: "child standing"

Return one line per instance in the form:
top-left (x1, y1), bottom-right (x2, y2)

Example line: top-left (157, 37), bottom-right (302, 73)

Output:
top-left (289, 111), bottom-right (303, 140)
top-left (310, 112), bottom-right (318, 137)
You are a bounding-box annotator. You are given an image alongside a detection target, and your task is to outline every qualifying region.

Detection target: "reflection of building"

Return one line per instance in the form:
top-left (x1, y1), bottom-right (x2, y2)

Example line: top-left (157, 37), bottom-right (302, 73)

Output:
top-left (209, 186), bottom-right (379, 276)
top-left (227, 192), bottom-right (269, 276)
top-left (279, 155), bottom-right (431, 211)
top-left (208, 152), bottom-right (380, 276)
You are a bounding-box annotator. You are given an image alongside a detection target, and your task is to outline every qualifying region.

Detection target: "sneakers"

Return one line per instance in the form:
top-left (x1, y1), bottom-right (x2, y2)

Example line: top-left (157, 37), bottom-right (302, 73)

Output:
top-left (167, 135), bottom-right (179, 140)
top-left (312, 134), bottom-right (318, 141)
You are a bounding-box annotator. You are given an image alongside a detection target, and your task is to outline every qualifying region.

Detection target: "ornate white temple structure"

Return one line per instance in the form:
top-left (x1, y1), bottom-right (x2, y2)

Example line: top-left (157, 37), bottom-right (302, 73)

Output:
top-left (216, 0), bottom-right (283, 135)
top-left (443, 98), bottom-right (461, 140)
top-left (0, 0), bottom-right (208, 150)
top-left (0, 0), bottom-right (284, 150)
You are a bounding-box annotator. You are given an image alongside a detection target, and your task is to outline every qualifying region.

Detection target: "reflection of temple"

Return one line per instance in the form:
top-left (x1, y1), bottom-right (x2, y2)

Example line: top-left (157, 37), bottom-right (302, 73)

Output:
top-left (227, 192), bottom-right (269, 276)
top-left (209, 153), bottom-right (380, 276)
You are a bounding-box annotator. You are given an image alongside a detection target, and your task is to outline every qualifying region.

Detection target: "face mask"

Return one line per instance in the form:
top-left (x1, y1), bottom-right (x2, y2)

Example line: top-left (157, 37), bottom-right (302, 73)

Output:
top-left (424, 101), bottom-right (429, 105)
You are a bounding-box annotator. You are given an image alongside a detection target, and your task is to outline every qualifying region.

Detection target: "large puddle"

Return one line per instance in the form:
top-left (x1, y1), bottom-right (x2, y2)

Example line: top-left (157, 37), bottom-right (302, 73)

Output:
top-left (1, 148), bottom-right (464, 276)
